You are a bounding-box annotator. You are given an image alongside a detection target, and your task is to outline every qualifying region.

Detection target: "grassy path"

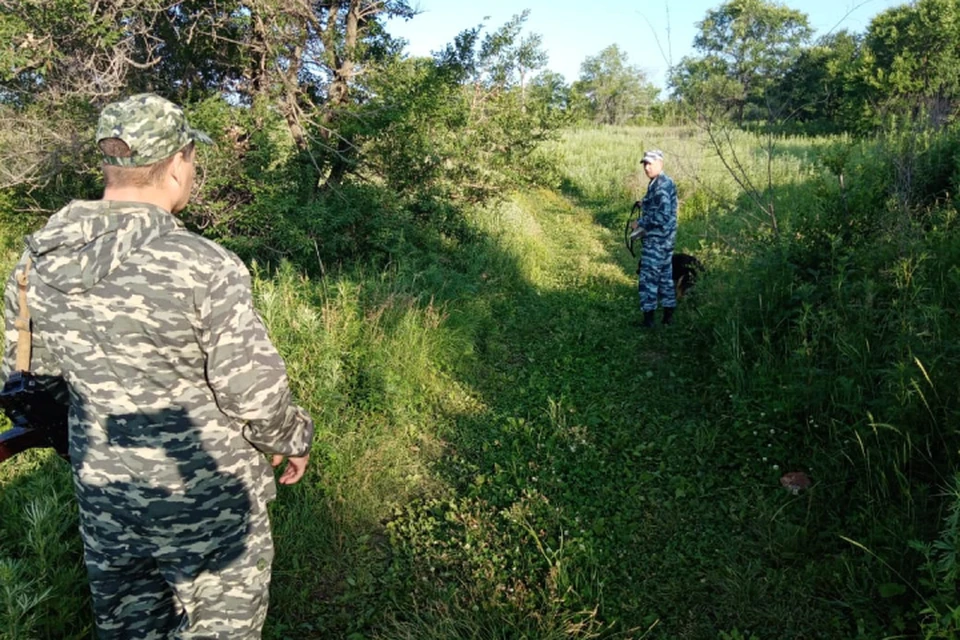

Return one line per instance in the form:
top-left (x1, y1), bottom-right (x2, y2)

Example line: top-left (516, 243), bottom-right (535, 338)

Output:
top-left (0, 186), bottom-right (851, 639)
top-left (381, 189), bottom-right (845, 639)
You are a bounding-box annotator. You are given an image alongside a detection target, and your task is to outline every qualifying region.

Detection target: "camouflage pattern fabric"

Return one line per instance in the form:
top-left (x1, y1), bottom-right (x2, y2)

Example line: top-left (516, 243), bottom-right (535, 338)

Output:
top-left (2, 199), bottom-right (314, 638)
top-left (638, 242), bottom-right (676, 313)
top-left (97, 93), bottom-right (213, 167)
top-left (636, 172), bottom-right (679, 312)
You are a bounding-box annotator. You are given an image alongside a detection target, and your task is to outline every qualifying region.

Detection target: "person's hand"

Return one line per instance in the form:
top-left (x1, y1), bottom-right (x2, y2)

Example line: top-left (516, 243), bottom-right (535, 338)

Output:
top-left (272, 453), bottom-right (310, 485)
top-left (630, 220), bottom-right (640, 230)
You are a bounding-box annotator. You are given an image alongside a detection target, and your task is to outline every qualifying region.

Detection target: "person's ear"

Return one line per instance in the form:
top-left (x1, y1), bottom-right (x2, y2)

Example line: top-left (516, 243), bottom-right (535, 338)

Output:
top-left (169, 152), bottom-right (187, 187)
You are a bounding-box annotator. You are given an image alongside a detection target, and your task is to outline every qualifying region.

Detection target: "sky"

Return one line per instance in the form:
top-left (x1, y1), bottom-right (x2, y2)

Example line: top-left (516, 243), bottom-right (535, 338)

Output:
top-left (386, 0), bottom-right (909, 91)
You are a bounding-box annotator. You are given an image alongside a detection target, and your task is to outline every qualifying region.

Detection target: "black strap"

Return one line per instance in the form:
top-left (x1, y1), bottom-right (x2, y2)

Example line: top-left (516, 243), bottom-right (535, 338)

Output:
top-left (624, 201), bottom-right (642, 258)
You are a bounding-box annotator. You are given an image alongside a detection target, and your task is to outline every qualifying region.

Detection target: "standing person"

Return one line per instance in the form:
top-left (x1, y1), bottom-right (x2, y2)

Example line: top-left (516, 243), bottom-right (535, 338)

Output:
top-left (631, 149), bottom-right (679, 327)
top-left (1, 93), bottom-right (315, 638)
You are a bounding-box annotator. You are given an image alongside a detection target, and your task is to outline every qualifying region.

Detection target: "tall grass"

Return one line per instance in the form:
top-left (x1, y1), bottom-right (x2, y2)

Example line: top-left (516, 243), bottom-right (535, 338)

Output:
top-left (2, 121), bottom-right (958, 638)
top-left (554, 125), bottom-right (824, 272)
top-left (0, 186), bottom-right (575, 638)
top-left (0, 449), bottom-right (88, 639)
top-left (558, 123), bottom-right (960, 637)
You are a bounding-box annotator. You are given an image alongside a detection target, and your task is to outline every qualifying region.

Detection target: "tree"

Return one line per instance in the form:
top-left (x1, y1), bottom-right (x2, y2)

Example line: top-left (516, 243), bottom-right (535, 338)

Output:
top-left (301, 10), bottom-right (561, 209)
top-left (527, 70), bottom-right (571, 117)
top-left (471, 10), bottom-right (548, 101)
top-left (572, 45), bottom-right (658, 125)
top-left (859, 0), bottom-right (960, 128)
top-left (671, 0), bottom-right (811, 124)
top-left (0, 0), bottom-right (176, 190)
top-left (240, 0), bottom-right (416, 189)
top-left (0, 0), bottom-right (417, 192)
top-left (774, 30), bottom-right (864, 132)
top-left (668, 55), bottom-right (743, 122)
top-left (0, 0), bottom-right (565, 267)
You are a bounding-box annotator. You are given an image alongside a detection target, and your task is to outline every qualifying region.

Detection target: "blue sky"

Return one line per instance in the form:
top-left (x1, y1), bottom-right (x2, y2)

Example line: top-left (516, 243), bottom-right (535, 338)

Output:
top-left (386, 0), bottom-right (908, 90)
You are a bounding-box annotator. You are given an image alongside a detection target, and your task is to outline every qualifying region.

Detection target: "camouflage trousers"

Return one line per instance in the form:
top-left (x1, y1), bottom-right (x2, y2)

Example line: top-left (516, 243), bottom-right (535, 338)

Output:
top-left (81, 507), bottom-right (274, 639)
top-left (638, 241), bottom-right (676, 312)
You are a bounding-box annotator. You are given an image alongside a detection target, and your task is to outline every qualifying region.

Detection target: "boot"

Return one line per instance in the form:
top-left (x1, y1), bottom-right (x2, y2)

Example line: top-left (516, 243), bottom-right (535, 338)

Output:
top-left (642, 310), bottom-right (656, 328)
top-left (662, 307), bottom-right (675, 326)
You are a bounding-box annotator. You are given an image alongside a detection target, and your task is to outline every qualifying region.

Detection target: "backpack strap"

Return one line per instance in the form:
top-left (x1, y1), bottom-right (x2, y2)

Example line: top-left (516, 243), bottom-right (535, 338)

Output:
top-left (14, 257), bottom-right (32, 372)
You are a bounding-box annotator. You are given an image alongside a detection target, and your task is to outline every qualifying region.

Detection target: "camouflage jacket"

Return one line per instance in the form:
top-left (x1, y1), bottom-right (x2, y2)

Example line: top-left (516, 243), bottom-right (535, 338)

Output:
top-left (637, 173), bottom-right (678, 247)
top-left (2, 200), bottom-right (314, 535)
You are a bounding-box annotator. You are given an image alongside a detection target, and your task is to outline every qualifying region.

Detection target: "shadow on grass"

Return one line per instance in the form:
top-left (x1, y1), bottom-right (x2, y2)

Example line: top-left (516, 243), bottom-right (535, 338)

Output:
top-left (404, 180), bottom-right (938, 638)
top-left (343, 188), bottom-right (852, 639)
top-left (0, 173), bottom-right (916, 639)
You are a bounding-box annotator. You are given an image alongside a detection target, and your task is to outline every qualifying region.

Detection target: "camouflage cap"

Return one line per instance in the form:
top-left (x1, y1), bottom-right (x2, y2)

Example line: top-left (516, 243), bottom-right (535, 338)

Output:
top-left (641, 149), bottom-right (664, 164)
top-left (96, 93), bottom-right (213, 167)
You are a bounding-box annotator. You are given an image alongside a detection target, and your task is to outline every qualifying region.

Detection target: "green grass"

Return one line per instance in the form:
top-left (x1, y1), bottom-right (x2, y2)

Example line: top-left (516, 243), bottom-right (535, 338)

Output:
top-left (2, 124), bottom-right (959, 639)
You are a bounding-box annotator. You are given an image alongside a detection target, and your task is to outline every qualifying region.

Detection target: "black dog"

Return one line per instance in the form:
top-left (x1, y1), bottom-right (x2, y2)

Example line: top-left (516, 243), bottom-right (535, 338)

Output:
top-left (635, 252), bottom-right (703, 299)
top-left (672, 253), bottom-right (703, 299)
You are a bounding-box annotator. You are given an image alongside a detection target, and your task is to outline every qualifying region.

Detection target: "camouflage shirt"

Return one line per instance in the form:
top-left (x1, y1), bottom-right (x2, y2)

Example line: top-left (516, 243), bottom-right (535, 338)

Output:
top-left (2, 200), bottom-right (313, 536)
top-left (637, 173), bottom-right (678, 247)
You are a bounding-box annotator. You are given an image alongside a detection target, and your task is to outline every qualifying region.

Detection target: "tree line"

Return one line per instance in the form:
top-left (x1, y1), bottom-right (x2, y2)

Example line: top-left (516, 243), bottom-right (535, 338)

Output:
top-left (0, 0), bottom-right (957, 267)
top-left (669, 0), bottom-right (960, 133)
top-left (0, 0), bottom-right (670, 268)
top-left (538, 0), bottom-right (960, 134)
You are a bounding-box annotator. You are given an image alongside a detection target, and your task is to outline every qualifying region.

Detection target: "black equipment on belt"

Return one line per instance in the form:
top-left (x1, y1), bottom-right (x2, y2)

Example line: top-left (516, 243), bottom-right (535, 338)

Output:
top-left (0, 257), bottom-right (69, 463)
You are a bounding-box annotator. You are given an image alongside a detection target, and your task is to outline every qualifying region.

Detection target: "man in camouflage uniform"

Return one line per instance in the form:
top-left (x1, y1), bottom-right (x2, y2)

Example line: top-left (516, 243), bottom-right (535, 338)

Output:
top-left (631, 149), bottom-right (679, 327)
top-left (1, 94), bottom-right (315, 638)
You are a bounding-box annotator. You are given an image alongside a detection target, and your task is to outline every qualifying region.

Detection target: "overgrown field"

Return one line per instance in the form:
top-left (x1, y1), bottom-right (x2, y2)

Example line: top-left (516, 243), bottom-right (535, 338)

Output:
top-left (2, 125), bottom-right (960, 639)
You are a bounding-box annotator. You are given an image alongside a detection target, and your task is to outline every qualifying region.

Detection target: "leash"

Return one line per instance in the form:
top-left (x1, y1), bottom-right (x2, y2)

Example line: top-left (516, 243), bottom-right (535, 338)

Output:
top-left (624, 201), bottom-right (643, 258)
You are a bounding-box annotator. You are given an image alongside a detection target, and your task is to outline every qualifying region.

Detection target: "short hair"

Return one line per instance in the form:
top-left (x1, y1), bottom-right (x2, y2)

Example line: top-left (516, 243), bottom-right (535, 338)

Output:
top-left (101, 140), bottom-right (195, 189)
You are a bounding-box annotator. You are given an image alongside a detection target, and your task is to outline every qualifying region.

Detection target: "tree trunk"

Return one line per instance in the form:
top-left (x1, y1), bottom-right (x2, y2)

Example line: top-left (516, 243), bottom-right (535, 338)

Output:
top-left (320, 0), bottom-right (362, 190)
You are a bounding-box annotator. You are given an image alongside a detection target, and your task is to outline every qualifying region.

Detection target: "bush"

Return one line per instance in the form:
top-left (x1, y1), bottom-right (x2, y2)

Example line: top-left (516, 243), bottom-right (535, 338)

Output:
top-left (687, 122), bottom-right (960, 632)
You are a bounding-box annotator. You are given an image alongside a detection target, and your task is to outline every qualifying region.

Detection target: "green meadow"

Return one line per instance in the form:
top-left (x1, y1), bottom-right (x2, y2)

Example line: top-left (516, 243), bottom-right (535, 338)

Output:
top-left (3, 124), bottom-right (960, 639)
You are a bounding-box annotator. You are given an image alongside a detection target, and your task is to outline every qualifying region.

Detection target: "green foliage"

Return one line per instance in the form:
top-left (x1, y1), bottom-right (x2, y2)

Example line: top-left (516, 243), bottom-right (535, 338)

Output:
top-left (669, 54), bottom-right (743, 118)
top-left (571, 45), bottom-right (659, 125)
top-left (0, 133), bottom-right (879, 638)
top-left (685, 124), bottom-right (960, 635)
top-left (475, 10), bottom-right (548, 90)
top-left (861, 0), bottom-right (960, 128)
top-left (0, 0), bottom-right (123, 95)
top-left (176, 95), bottom-right (422, 270)
top-left (673, 0), bottom-right (812, 123)
top-left (3, 6), bottom-right (960, 639)
top-left (673, 0), bottom-right (960, 135)
top-left (0, 455), bottom-right (86, 639)
top-left (774, 30), bottom-right (865, 133)
top-left (553, 122), bottom-right (960, 636)
top-left (0, 6), bottom-right (565, 269)
top-left (527, 70), bottom-right (574, 120)
top-left (2, 121), bottom-right (958, 637)
top-left (363, 54), bottom-right (563, 209)
top-left (251, 192), bottom-right (626, 638)
top-left (911, 475), bottom-right (960, 638)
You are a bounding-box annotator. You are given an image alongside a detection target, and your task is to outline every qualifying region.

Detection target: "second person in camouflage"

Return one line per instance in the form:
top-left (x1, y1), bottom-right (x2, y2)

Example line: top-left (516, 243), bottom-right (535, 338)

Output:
top-left (631, 149), bottom-right (679, 327)
top-left (1, 93), bottom-right (315, 639)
